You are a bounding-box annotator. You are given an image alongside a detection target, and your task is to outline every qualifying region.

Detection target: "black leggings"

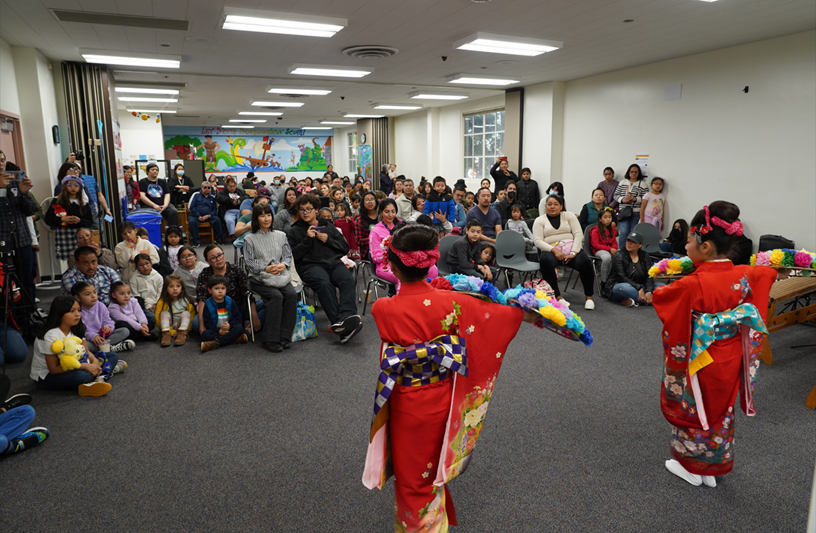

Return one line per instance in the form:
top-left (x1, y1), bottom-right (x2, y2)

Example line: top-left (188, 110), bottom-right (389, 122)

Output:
top-left (538, 250), bottom-right (595, 297)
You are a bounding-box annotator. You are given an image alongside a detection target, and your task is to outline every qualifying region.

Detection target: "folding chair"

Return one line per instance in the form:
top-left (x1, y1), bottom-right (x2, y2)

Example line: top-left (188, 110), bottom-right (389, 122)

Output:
top-left (569, 225), bottom-right (603, 295)
top-left (436, 235), bottom-right (459, 277)
top-left (362, 253), bottom-right (396, 315)
top-left (494, 231), bottom-right (541, 287)
top-left (633, 222), bottom-right (672, 260)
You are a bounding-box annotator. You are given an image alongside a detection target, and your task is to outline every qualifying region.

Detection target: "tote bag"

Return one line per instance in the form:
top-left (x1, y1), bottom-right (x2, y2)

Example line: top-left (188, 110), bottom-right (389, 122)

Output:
top-left (291, 302), bottom-right (318, 342)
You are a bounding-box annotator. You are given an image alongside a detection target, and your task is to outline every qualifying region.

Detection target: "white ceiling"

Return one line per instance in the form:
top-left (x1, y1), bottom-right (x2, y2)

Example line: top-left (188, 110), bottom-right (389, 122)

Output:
top-left (2, 0), bottom-right (814, 127)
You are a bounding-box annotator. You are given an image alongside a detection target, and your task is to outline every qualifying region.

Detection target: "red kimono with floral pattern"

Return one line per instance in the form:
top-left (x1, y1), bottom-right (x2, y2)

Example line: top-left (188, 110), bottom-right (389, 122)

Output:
top-left (366, 280), bottom-right (523, 532)
top-left (653, 261), bottom-right (776, 476)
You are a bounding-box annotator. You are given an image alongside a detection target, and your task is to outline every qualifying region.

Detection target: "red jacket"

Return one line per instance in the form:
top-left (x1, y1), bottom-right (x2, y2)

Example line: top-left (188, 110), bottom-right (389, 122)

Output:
top-left (590, 225), bottom-right (619, 254)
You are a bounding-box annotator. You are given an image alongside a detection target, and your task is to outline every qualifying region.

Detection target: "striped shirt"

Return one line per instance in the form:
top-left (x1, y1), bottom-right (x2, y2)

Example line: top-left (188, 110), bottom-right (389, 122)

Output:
top-left (613, 179), bottom-right (649, 213)
top-left (243, 230), bottom-right (293, 280)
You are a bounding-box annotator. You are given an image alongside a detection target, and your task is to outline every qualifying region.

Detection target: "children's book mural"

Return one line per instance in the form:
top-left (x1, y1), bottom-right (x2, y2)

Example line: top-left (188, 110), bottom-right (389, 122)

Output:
top-left (357, 144), bottom-right (372, 181)
top-left (163, 127), bottom-right (332, 173)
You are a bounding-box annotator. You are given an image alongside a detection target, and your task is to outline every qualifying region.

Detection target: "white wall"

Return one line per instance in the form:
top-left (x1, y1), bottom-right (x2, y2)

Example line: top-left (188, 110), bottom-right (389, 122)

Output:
top-left (0, 39), bottom-right (21, 115)
top-left (394, 95), bottom-right (506, 189)
top-left (118, 109), bottom-right (166, 163)
top-left (560, 30), bottom-right (816, 250)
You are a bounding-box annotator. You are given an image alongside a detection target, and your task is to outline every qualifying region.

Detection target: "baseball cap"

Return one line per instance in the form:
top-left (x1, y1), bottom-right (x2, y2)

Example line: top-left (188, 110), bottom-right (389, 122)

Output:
top-left (256, 187), bottom-right (272, 198)
top-left (626, 232), bottom-right (644, 244)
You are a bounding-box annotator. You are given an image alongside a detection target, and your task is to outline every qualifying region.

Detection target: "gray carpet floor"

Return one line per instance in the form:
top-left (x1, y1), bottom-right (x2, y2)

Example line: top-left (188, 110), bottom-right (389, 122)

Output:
top-left (1, 275), bottom-right (815, 532)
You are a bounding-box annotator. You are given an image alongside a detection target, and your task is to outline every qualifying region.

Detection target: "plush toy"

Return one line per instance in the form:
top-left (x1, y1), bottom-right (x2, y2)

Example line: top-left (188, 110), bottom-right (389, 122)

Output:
top-left (51, 204), bottom-right (68, 226)
top-left (51, 336), bottom-right (88, 372)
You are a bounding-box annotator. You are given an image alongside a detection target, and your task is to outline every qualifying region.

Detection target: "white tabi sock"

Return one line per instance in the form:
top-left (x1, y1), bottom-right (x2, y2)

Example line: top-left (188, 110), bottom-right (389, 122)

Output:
top-left (665, 459), bottom-right (702, 486)
top-left (701, 475), bottom-right (717, 488)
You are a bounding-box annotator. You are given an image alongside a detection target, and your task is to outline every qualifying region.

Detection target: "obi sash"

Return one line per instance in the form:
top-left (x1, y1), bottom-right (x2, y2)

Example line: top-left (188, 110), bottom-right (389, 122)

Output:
top-left (689, 303), bottom-right (768, 430)
top-left (370, 335), bottom-right (468, 440)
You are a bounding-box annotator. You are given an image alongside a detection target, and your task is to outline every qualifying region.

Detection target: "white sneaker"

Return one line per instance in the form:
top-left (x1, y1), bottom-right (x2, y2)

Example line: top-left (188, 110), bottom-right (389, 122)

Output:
top-left (111, 340), bottom-right (135, 353)
top-left (557, 298), bottom-right (570, 307)
top-left (665, 459), bottom-right (702, 486)
top-left (113, 360), bottom-right (128, 374)
top-left (584, 299), bottom-right (595, 310)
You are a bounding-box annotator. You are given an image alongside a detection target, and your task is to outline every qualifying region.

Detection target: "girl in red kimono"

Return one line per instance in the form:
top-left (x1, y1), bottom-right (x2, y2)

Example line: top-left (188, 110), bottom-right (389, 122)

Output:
top-left (653, 201), bottom-right (776, 488)
top-left (363, 225), bottom-right (540, 532)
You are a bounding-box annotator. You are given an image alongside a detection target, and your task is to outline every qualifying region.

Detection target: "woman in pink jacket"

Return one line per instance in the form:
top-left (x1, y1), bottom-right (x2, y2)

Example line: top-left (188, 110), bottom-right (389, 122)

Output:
top-left (369, 199), bottom-right (438, 293)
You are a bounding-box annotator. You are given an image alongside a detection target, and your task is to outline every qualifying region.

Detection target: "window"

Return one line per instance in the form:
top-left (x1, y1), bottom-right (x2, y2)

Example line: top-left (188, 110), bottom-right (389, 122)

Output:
top-left (464, 110), bottom-right (504, 184)
top-left (348, 132), bottom-right (357, 175)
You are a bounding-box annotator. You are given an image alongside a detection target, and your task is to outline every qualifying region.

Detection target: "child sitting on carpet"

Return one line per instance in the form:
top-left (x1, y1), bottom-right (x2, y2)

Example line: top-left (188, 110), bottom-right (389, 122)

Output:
top-left (72, 281), bottom-right (133, 361)
top-left (200, 275), bottom-right (247, 353)
top-left (130, 253), bottom-right (164, 325)
top-left (109, 281), bottom-right (156, 341)
top-left (155, 274), bottom-right (195, 347)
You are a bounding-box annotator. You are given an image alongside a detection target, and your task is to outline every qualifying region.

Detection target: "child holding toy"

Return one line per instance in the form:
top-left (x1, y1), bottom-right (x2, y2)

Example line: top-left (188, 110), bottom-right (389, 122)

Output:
top-left (72, 281), bottom-right (133, 360)
top-left (44, 174), bottom-right (94, 261)
top-left (108, 281), bottom-right (156, 341)
top-left (200, 275), bottom-right (247, 353)
top-left (155, 274), bottom-right (195, 347)
top-left (30, 296), bottom-right (120, 397)
top-left (129, 253), bottom-right (164, 325)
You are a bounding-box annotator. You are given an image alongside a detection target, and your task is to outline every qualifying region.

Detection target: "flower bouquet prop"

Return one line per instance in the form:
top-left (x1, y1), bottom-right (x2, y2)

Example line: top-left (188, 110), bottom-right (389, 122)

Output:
top-left (649, 256), bottom-right (695, 278)
top-left (430, 274), bottom-right (593, 346)
top-left (750, 248), bottom-right (816, 273)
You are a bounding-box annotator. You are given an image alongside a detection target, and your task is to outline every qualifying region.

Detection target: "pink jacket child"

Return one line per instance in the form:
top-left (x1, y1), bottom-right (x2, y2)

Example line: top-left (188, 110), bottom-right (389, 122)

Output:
top-left (80, 301), bottom-right (132, 355)
top-left (369, 220), bottom-right (438, 290)
top-left (109, 298), bottom-right (155, 342)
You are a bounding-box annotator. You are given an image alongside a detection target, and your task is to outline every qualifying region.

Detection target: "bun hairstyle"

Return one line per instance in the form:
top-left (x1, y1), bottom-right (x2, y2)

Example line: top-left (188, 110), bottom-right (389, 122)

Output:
top-left (689, 200), bottom-right (741, 255)
top-left (387, 225), bottom-right (438, 282)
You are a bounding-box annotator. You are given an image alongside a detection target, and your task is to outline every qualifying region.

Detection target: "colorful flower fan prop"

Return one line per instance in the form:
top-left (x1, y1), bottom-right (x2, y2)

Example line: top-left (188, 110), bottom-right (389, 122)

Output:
top-left (750, 248), bottom-right (816, 269)
top-left (649, 256), bottom-right (695, 278)
top-left (430, 274), bottom-right (593, 346)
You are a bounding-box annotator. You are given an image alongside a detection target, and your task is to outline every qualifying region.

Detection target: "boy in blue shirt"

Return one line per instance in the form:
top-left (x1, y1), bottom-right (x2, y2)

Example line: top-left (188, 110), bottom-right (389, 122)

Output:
top-left (423, 176), bottom-right (456, 233)
top-left (200, 275), bottom-right (247, 352)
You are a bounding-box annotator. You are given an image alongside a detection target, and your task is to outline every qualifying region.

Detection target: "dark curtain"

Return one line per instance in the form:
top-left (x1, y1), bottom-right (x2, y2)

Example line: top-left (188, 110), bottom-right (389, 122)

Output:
top-left (61, 61), bottom-right (121, 246)
top-left (370, 117), bottom-right (388, 191)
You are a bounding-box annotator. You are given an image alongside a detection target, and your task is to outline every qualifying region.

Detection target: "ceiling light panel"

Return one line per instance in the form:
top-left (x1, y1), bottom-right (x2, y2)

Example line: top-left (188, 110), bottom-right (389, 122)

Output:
top-left (303, 127), bottom-right (333, 130)
top-left (222, 124), bottom-right (255, 128)
top-left (289, 64), bottom-right (371, 78)
top-left (410, 93), bottom-right (468, 100)
top-left (251, 101), bottom-right (304, 107)
top-left (268, 88), bottom-right (332, 95)
top-left (239, 111), bottom-right (283, 116)
top-left (320, 121), bottom-right (355, 125)
top-left (222, 8), bottom-right (346, 38)
top-left (230, 119), bottom-right (266, 123)
top-left (116, 87), bottom-right (180, 95)
top-left (127, 109), bottom-right (177, 113)
top-left (447, 75), bottom-right (520, 86)
top-left (374, 105), bottom-right (422, 110)
top-left (117, 97), bottom-right (178, 102)
top-left (81, 50), bottom-right (181, 69)
top-left (453, 32), bottom-right (562, 57)
top-left (344, 114), bottom-right (384, 118)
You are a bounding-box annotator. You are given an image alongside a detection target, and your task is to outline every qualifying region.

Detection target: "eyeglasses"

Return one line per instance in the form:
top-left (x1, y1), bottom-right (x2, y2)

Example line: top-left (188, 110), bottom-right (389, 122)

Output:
top-left (299, 207), bottom-right (314, 213)
top-left (208, 252), bottom-right (225, 261)
top-left (180, 254), bottom-right (196, 260)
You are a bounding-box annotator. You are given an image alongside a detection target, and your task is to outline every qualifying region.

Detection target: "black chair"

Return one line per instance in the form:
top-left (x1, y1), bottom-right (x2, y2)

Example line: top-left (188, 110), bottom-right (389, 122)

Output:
top-left (362, 254), bottom-right (396, 316)
top-left (633, 222), bottom-right (672, 260)
top-left (436, 235), bottom-right (459, 277)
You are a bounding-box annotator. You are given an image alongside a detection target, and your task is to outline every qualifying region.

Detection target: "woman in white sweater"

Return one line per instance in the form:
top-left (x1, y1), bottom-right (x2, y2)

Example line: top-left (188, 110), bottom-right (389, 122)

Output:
top-left (533, 194), bottom-right (596, 310)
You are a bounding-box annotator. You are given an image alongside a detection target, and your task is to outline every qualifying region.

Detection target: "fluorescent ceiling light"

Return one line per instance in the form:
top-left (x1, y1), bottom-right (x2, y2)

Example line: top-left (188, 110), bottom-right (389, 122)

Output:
top-left (222, 8), bottom-right (346, 38)
top-left (116, 87), bottom-right (179, 95)
top-left (251, 101), bottom-right (304, 107)
top-left (239, 111), bottom-right (283, 116)
top-left (374, 105), bottom-right (422, 110)
top-left (453, 32), bottom-right (562, 57)
top-left (229, 119), bottom-right (266, 123)
top-left (289, 64), bottom-right (370, 78)
top-left (320, 121), bottom-right (354, 125)
top-left (448, 75), bottom-right (519, 86)
top-left (268, 88), bottom-right (332, 95)
top-left (222, 124), bottom-right (255, 128)
top-left (303, 126), bottom-right (333, 130)
top-left (344, 114), bottom-right (383, 118)
top-left (117, 97), bottom-right (178, 102)
top-left (410, 93), bottom-right (468, 101)
top-left (81, 50), bottom-right (181, 69)
top-left (127, 109), bottom-right (177, 113)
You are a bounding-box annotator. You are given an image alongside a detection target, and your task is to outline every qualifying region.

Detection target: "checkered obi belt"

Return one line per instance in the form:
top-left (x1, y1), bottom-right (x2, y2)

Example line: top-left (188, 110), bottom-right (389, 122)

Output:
top-left (372, 335), bottom-right (468, 419)
top-left (689, 303), bottom-right (767, 377)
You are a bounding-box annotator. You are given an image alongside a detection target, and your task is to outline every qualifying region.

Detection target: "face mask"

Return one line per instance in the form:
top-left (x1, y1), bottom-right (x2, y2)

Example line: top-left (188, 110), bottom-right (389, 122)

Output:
top-left (177, 170), bottom-right (184, 176)
top-left (548, 189), bottom-right (556, 195)
top-left (507, 191), bottom-right (516, 200)
top-left (274, 181), bottom-right (279, 185)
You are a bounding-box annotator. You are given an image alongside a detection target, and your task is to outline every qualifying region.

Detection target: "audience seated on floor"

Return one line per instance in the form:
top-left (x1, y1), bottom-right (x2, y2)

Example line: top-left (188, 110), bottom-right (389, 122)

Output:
top-left (62, 246), bottom-right (121, 305)
top-left (71, 228), bottom-right (117, 271)
top-left (466, 187), bottom-right (502, 245)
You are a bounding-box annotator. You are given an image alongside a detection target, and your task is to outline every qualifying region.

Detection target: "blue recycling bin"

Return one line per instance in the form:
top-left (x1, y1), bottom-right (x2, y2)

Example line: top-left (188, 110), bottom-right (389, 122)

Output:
top-left (126, 211), bottom-right (162, 248)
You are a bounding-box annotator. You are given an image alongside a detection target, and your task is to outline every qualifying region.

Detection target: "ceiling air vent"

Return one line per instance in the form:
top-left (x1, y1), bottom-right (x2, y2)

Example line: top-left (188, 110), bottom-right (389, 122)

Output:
top-left (259, 106), bottom-right (285, 111)
top-left (342, 45), bottom-right (398, 60)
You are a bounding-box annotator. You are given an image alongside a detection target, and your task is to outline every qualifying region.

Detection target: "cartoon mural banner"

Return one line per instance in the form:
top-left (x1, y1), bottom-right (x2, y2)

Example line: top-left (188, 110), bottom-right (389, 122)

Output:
top-left (163, 126), bottom-right (332, 173)
top-left (357, 144), bottom-right (372, 181)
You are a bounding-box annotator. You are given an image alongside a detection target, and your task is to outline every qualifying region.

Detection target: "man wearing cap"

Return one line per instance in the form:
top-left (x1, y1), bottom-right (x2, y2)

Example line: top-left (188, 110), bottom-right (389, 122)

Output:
top-left (242, 172), bottom-right (257, 190)
top-left (602, 230), bottom-right (655, 308)
top-left (138, 163), bottom-right (179, 226)
top-left (72, 228), bottom-right (117, 270)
